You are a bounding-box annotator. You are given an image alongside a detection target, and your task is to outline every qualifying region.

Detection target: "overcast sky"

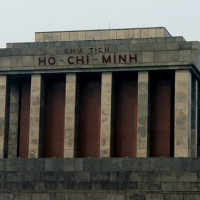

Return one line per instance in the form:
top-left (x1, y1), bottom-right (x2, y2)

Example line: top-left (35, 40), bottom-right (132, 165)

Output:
top-left (0, 0), bottom-right (200, 47)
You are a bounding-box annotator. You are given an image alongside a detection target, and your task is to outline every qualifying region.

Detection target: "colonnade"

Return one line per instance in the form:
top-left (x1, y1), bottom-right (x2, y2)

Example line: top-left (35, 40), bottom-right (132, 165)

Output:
top-left (0, 70), bottom-right (197, 158)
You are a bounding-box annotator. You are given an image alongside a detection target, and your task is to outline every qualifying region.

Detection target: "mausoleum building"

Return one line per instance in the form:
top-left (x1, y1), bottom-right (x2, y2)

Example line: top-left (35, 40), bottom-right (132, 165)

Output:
top-left (0, 27), bottom-right (199, 159)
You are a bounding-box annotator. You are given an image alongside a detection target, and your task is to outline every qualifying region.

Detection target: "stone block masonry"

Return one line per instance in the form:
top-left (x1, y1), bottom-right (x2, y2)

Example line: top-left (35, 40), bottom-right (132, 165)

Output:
top-left (1, 27), bottom-right (200, 199)
top-left (0, 76), bottom-right (8, 158)
top-left (8, 81), bottom-right (19, 158)
top-left (1, 36), bottom-right (199, 73)
top-left (35, 27), bottom-right (171, 42)
top-left (137, 72), bottom-right (149, 157)
top-left (100, 73), bottom-right (112, 157)
top-left (64, 73), bottom-right (77, 158)
top-left (0, 158), bottom-right (198, 199)
top-left (28, 75), bottom-right (42, 158)
top-left (174, 70), bottom-right (191, 157)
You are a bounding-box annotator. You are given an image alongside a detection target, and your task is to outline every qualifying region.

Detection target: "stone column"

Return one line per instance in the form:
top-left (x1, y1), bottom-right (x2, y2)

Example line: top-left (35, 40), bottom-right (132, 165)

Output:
top-left (198, 82), bottom-right (200, 156)
top-left (8, 81), bottom-right (20, 158)
top-left (64, 74), bottom-right (77, 158)
top-left (191, 77), bottom-right (198, 157)
top-left (100, 73), bottom-right (112, 157)
top-left (174, 70), bottom-right (191, 157)
top-left (137, 71), bottom-right (149, 157)
top-left (28, 75), bottom-right (42, 158)
top-left (0, 76), bottom-right (8, 158)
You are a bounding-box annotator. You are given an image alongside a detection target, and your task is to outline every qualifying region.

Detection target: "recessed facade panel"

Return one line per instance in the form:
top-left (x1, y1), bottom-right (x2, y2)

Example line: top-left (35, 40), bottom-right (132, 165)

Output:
top-left (77, 74), bottom-right (101, 157)
top-left (43, 76), bottom-right (65, 158)
top-left (113, 73), bottom-right (138, 157)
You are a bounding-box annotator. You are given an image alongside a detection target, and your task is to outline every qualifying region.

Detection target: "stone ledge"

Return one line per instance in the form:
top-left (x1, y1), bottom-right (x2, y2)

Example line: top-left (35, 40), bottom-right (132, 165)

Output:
top-left (0, 191), bottom-right (199, 200)
top-left (6, 37), bottom-right (185, 49)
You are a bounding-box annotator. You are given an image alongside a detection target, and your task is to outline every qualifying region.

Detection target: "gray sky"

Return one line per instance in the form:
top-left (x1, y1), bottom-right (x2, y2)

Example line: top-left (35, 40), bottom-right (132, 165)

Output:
top-left (0, 0), bottom-right (200, 47)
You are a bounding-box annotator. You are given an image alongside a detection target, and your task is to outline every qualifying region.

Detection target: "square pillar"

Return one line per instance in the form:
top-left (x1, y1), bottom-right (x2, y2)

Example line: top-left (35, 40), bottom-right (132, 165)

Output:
top-left (191, 77), bottom-right (198, 157)
top-left (137, 71), bottom-right (149, 157)
top-left (64, 73), bottom-right (77, 158)
top-left (28, 75), bottom-right (43, 158)
top-left (174, 70), bottom-right (191, 157)
top-left (100, 72), bottom-right (112, 157)
top-left (0, 76), bottom-right (8, 158)
top-left (8, 81), bottom-right (20, 158)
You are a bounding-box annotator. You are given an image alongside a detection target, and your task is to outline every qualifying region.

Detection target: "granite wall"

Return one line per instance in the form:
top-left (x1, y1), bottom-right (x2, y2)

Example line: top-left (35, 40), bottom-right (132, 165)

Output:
top-left (0, 158), bottom-right (199, 199)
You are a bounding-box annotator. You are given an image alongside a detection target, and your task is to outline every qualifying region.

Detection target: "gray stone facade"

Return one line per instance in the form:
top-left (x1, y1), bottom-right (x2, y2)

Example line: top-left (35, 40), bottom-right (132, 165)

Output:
top-left (8, 81), bottom-right (19, 158)
top-left (1, 27), bottom-right (200, 198)
top-left (0, 158), bottom-right (198, 199)
top-left (2, 37), bottom-right (198, 73)
top-left (100, 73), bottom-right (112, 157)
top-left (29, 75), bottom-right (43, 158)
top-left (64, 73), bottom-right (77, 158)
top-left (0, 27), bottom-right (200, 158)
top-left (35, 27), bottom-right (171, 42)
top-left (137, 72), bottom-right (149, 157)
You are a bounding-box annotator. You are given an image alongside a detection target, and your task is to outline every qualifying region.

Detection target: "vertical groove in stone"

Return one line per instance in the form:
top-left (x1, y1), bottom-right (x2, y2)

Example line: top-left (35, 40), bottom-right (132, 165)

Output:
top-left (137, 72), bottom-right (149, 157)
top-left (0, 75), bottom-right (7, 158)
top-left (8, 81), bottom-right (20, 158)
top-left (198, 82), bottom-right (200, 156)
top-left (174, 70), bottom-right (191, 157)
top-left (64, 73), bottom-right (76, 158)
top-left (100, 73), bottom-right (112, 157)
top-left (28, 75), bottom-right (42, 158)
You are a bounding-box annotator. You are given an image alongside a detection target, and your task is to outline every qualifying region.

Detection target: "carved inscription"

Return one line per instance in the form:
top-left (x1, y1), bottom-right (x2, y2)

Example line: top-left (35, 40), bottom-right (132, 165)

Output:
top-left (38, 46), bottom-right (137, 66)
